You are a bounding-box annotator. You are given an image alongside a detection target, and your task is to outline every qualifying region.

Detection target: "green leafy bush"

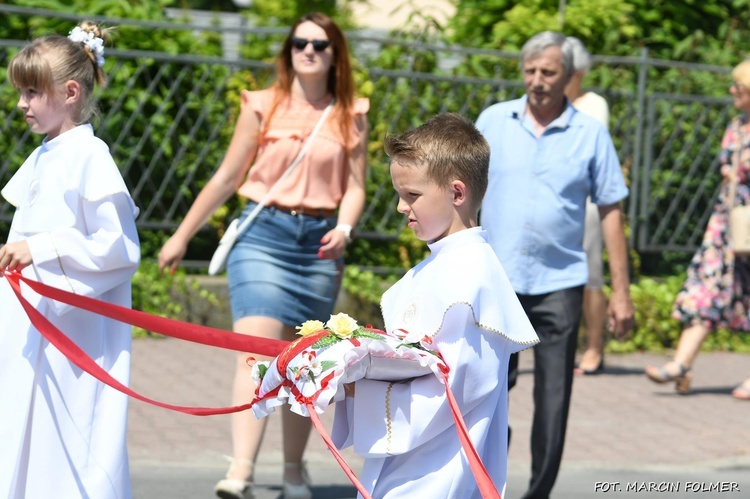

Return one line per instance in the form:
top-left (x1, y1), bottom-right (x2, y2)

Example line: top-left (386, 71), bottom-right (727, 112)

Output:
top-left (607, 275), bottom-right (684, 353)
top-left (130, 259), bottom-right (220, 337)
top-left (130, 259), bottom-right (184, 338)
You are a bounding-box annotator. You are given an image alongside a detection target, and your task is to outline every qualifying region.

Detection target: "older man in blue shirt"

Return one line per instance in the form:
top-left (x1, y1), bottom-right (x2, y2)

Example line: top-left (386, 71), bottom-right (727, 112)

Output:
top-left (477, 32), bottom-right (634, 499)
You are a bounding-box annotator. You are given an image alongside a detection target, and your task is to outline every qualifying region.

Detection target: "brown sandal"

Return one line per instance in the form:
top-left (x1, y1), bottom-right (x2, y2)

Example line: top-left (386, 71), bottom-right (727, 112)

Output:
top-left (645, 361), bottom-right (693, 395)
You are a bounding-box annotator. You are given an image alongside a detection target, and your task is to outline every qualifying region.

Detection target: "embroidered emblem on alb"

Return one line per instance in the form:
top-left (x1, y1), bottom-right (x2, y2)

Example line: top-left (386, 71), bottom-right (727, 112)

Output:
top-left (402, 303), bottom-right (416, 323)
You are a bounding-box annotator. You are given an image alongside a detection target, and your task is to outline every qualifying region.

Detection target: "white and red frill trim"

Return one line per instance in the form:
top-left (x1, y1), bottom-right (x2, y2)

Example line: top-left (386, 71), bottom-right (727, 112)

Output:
top-left (250, 328), bottom-right (442, 418)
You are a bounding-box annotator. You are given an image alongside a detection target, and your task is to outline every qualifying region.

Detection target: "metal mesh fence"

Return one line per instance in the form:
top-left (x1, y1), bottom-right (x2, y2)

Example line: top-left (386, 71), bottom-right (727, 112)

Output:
top-left (0, 5), bottom-right (738, 263)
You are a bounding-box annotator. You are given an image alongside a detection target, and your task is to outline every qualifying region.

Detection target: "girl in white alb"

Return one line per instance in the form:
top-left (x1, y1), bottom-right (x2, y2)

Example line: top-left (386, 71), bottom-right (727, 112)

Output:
top-left (0, 22), bottom-right (140, 499)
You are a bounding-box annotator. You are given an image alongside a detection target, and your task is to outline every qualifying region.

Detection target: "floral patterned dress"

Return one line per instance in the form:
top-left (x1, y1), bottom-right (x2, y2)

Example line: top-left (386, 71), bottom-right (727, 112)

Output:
top-left (673, 116), bottom-right (750, 331)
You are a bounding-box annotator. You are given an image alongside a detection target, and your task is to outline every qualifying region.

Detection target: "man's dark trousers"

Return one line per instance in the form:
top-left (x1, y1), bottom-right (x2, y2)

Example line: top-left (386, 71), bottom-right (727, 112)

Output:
top-left (508, 286), bottom-right (584, 499)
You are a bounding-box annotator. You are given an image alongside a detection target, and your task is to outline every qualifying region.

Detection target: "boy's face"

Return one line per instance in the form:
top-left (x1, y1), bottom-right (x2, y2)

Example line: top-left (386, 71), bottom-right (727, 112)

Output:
top-left (390, 160), bottom-right (464, 243)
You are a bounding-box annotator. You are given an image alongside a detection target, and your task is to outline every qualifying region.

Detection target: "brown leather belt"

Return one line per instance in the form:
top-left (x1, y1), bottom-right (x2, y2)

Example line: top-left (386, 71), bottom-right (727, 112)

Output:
top-left (268, 203), bottom-right (337, 218)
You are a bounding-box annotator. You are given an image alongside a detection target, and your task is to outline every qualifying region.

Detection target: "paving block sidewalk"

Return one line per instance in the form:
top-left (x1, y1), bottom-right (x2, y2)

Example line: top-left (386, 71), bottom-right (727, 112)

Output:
top-left (128, 337), bottom-right (750, 479)
top-left (508, 349), bottom-right (750, 474)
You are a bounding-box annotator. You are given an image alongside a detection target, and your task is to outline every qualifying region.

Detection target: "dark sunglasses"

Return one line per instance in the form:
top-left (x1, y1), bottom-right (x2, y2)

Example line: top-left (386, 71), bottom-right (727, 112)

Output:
top-left (290, 36), bottom-right (332, 52)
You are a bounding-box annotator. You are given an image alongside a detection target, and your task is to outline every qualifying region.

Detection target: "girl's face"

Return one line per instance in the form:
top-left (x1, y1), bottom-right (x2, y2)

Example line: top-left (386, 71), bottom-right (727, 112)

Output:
top-left (390, 160), bottom-right (463, 243)
top-left (17, 84), bottom-right (70, 140)
top-left (290, 21), bottom-right (334, 80)
top-left (16, 54), bottom-right (75, 141)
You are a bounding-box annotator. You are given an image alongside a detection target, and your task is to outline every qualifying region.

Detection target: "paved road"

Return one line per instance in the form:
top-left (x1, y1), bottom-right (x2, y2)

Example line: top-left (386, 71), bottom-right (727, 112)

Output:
top-left (128, 337), bottom-right (750, 498)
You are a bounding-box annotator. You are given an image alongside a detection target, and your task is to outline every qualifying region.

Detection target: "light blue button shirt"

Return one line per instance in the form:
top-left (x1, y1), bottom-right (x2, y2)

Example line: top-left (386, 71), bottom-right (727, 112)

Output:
top-left (477, 95), bottom-right (628, 295)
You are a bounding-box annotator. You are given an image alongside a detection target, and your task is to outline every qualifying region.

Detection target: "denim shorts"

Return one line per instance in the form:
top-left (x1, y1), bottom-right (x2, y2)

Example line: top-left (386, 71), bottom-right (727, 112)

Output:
top-left (226, 202), bottom-right (343, 326)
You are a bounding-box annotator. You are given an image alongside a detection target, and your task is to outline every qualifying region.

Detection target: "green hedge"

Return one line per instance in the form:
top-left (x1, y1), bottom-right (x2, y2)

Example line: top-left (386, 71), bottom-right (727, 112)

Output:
top-left (605, 275), bottom-right (750, 353)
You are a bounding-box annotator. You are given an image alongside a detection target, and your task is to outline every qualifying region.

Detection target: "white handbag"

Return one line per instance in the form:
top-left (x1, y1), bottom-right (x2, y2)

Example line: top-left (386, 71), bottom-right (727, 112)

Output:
top-left (207, 218), bottom-right (240, 275)
top-left (729, 206), bottom-right (750, 255)
top-left (727, 128), bottom-right (750, 256)
top-left (207, 100), bottom-right (335, 275)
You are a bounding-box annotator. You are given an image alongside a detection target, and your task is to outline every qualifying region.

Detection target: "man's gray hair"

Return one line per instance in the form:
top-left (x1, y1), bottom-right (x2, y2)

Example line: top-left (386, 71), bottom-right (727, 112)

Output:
top-left (520, 31), bottom-right (575, 78)
top-left (567, 36), bottom-right (592, 74)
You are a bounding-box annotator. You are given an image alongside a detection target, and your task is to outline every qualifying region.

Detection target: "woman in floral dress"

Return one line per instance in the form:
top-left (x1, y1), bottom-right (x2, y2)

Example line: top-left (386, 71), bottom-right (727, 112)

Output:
top-left (645, 60), bottom-right (750, 400)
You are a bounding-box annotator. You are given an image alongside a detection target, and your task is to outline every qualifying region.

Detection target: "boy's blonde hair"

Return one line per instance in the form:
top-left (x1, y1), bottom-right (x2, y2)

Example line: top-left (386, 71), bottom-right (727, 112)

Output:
top-left (384, 113), bottom-right (490, 214)
top-left (8, 21), bottom-right (110, 124)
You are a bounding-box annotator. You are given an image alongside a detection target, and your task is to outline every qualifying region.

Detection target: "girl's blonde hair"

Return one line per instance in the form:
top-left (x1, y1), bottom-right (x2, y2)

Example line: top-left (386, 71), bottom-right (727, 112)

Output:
top-left (8, 21), bottom-right (111, 124)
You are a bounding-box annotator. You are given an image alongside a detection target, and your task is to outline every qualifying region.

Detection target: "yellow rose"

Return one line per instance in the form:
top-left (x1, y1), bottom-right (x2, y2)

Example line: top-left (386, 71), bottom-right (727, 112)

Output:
top-left (296, 320), bottom-right (325, 337)
top-left (326, 313), bottom-right (359, 339)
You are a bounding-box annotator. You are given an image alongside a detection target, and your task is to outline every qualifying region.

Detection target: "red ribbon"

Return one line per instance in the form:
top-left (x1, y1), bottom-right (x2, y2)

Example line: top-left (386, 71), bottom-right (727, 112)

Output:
top-left (308, 403), bottom-right (374, 499)
top-left (6, 271), bottom-right (287, 357)
top-left (276, 331), bottom-right (329, 376)
top-left (306, 382), bottom-right (501, 499)
top-left (3, 270), bottom-right (286, 415)
top-left (3, 270), bottom-right (500, 498)
top-left (441, 368), bottom-right (501, 499)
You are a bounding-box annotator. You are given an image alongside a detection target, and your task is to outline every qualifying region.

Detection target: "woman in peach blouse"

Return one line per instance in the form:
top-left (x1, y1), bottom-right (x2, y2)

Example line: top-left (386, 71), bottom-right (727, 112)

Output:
top-left (158, 12), bottom-right (368, 499)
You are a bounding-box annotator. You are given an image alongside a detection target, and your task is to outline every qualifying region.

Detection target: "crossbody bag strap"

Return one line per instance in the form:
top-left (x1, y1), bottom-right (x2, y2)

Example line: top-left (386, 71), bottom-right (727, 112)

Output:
top-left (233, 98), bottom-right (335, 236)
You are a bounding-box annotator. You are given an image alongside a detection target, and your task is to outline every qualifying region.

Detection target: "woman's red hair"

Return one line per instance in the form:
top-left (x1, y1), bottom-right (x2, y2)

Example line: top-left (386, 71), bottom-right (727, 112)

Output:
top-left (265, 12), bottom-right (356, 148)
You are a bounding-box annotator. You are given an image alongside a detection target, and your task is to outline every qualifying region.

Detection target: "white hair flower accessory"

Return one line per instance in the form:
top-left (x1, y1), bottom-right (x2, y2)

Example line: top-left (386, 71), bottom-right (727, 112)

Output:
top-left (68, 26), bottom-right (105, 67)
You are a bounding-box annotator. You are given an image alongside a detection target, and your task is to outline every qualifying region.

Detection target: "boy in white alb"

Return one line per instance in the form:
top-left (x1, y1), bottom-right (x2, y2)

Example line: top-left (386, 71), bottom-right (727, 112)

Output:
top-left (332, 113), bottom-right (539, 498)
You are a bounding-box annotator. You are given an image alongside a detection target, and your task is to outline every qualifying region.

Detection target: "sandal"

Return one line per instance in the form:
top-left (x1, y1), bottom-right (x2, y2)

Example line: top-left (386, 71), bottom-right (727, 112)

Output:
top-left (282, 461), bottom-right (312, 499)
top-left (574, 354), bottom-right (605, 375)
top-left (732, 378), bottom-right (750, 400)
top-left (215, 457), bottom-right (254, 499)
top-left (645, 361), bottom-right (693, 395)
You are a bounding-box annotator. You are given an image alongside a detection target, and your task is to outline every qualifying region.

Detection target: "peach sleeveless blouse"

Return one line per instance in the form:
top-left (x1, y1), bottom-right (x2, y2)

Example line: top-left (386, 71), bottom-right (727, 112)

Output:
top-left (237, 88), bottom-right (370, 210)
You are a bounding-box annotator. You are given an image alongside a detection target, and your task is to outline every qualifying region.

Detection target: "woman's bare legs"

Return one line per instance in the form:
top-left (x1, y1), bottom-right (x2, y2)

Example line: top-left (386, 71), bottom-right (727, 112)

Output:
top-left (224, 316), bottom-right (281, 483)
top-left (279, 323), bottom-right (312, 487)
top-left (672, 323), bottom-right (711, 369)
top-left (646, 323), bottom-right (710, 376)
top-left (645, 323), bottom-right (711, 393)
top-left (225, 317), bottom-right (311, 487)
top-left (576, 287), bottom-right (608, 373)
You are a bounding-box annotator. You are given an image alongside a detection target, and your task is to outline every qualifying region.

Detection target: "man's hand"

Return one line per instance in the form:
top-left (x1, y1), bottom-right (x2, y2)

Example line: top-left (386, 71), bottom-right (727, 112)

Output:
top-left (607, 288), bottom-right (634, 339)
top-left (599, 203), bottom-right (634, 340)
